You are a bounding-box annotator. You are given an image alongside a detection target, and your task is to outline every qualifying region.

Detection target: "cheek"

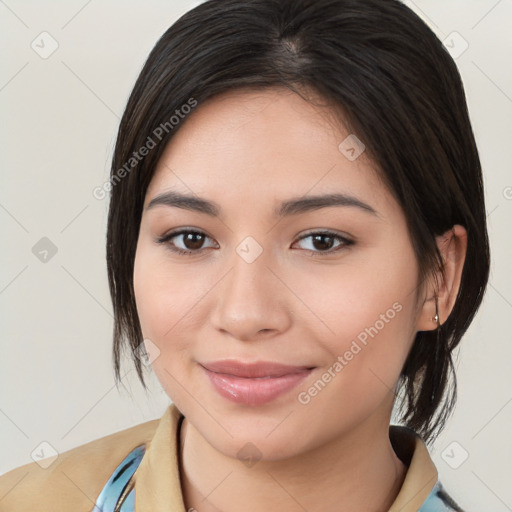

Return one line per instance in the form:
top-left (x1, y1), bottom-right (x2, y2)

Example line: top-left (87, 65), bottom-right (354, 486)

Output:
top-left (133, 247), bottom-right (192, 402)
top-left (133, 241), bottom-right (210, 384)
top-left (133, 241), bottom-right (189, 339)
top-left (293, 243), bottom-right (418, 344)
top-left (293, 245), bottom-right (418, 396)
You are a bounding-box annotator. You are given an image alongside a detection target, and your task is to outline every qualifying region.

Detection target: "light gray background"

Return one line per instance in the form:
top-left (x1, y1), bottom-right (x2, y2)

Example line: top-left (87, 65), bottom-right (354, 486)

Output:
top-left (1, 0), bottom-right (511, 509)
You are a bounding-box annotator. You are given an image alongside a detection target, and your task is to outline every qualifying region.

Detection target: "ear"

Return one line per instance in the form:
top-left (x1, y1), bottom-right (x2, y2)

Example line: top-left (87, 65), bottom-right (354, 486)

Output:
top-left (416, 224), bottom-right (467, 331)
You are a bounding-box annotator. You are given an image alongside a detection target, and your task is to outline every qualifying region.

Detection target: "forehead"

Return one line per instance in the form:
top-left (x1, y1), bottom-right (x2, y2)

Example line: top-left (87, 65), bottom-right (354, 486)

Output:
top-left (145, 87), bottom-right (388, 214)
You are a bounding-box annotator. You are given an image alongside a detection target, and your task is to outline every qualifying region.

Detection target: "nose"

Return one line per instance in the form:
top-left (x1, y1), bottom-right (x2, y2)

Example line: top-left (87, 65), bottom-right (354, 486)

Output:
top-left (209, 249), bottom-right (293, 342)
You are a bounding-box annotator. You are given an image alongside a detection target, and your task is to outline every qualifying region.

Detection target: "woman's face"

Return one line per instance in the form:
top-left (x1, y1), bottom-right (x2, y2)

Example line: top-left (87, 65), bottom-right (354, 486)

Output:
top-left (133, 87), bottom-right (426, 460)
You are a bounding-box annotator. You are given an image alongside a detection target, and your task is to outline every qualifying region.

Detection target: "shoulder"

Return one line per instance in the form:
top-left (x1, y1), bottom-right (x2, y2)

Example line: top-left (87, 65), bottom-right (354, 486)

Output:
top-left (0, 417), bottom-right (159, 511)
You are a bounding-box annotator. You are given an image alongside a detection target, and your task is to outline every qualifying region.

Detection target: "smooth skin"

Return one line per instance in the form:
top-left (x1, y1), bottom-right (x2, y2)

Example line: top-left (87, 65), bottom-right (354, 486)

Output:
top-left (133, 87), bottom-right (467, 512)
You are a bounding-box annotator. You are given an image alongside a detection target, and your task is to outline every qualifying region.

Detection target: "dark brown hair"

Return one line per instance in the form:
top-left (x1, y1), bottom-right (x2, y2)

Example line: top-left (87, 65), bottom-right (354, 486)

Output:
top-left (106, 0), bottom-right (490, 445)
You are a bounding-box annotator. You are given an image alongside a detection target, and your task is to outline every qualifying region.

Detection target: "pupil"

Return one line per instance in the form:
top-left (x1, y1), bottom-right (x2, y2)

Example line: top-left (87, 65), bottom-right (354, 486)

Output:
top-left (185, 233), bottom-right (204, 250)
top-left (313, 234), bottom-right (333, 251)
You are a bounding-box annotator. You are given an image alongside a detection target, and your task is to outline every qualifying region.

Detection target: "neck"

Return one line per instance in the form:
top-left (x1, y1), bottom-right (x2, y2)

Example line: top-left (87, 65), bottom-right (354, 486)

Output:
top-left (178, 409), bottom-right (407, 512)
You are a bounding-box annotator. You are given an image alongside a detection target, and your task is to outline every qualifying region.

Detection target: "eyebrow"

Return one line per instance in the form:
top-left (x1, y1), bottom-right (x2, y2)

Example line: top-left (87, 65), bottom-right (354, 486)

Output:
top-left (146, 190), bottom-right (378, 218)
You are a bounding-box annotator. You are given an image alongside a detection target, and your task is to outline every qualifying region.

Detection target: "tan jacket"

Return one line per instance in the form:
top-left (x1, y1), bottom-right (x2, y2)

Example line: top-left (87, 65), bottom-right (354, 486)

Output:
top-left (0, 403), bottom-right (460, 511)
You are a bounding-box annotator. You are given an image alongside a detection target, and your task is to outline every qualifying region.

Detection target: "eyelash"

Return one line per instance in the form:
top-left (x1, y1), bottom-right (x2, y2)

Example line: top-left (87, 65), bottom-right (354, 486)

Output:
top-left (155, 228), bottom-right (354, 257)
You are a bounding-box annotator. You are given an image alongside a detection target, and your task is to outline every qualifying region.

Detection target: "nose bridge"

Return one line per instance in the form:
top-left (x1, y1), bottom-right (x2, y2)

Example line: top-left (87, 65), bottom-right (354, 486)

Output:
top-left (211, 239), bottom-right (292, 340)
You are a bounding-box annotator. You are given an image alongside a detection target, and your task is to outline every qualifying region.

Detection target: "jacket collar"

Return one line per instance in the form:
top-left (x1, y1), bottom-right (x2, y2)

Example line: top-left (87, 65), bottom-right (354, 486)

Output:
top-left (133, 403), bottom-right (438, 511)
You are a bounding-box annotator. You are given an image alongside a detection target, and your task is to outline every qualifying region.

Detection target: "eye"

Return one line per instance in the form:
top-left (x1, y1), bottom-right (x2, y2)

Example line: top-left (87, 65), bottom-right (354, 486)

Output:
top-left (156, 229), bottom-right (217, 255)
top-left (293, 230), bottom-right (354, 255)
top-left (156, 228), bottom-right (354, 257)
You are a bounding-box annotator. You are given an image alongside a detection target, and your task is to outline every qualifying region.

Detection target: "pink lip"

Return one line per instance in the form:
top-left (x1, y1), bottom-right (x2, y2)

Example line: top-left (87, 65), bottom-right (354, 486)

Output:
top-left (200, 360), bottom-right (314, 405)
